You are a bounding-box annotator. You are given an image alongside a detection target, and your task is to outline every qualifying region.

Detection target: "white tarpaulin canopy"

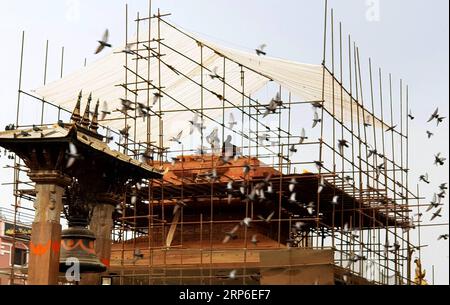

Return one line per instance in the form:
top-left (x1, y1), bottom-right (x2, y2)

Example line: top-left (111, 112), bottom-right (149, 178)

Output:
top-left (34, 19), bottom-right (386, 147)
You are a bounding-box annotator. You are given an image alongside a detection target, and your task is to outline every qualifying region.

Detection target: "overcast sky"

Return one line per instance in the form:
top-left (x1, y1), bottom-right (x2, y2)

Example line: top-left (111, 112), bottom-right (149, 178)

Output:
top-left (0, 0), bottom-right (448, 284)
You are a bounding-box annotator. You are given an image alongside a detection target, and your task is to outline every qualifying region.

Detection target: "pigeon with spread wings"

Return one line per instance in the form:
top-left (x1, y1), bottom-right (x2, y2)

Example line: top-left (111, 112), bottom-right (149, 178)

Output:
top-left (95, 29), bottom-right (112, 54)
top-left (312, 112), bottom-right (321, 128)
top-left (255, 44), bottom-right (267, 56)
top-left (169, 131), bottom-right (183, 145)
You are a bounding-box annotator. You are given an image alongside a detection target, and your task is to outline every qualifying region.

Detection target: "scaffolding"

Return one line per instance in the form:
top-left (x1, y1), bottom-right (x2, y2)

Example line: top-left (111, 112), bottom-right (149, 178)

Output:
top-left (2, 0), bottom-right (444, 285)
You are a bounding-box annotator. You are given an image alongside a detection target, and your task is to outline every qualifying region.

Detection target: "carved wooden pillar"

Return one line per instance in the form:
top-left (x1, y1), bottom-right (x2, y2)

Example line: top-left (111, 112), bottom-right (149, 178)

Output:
top-left (81, 193), bottom-right (118, 285)
top-left (27, 170), bottom-right (72, 285)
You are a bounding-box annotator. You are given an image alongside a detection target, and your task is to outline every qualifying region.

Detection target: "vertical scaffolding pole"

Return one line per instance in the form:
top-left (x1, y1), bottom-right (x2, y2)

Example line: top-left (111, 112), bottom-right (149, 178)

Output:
top-left (41, 40), bottom-right (49, 125)
top-left (60, 46), bottom-right (65, 78)
top-left (146, 0), bottom-right (153, 286)
top-left (388, 73), bottom-right (399, 284)
top-left (406, 85), bottom-right (411, 285)
top-left (10, 30), bottom-right (25, 285)
top-left (330, 9), bottom-right (337, 251)
top-left (317, 0), bottom-right (328, 249)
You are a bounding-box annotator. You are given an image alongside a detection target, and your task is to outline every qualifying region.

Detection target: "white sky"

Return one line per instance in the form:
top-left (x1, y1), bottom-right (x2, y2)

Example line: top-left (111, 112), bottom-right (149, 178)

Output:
top-left (0, 0), bottom-right (448, 284)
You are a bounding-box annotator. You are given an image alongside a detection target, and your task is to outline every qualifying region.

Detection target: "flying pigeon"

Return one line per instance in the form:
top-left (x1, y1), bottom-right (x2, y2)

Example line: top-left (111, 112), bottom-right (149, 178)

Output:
top-left (169, 131), bottom-right (183, 145)
top-left (367, 145), bottom-right (378, 158)
top-left (228, 113), bottom-right (237, 130)
top-left (241, 217), bottom-right (252, 228)
top-left (206, 128), bottom-right (220, 148)
top-left (255, 44), bottom-right (267, 56)
top-left (100, 101), bottom-right (111, 120)
top-left (364, 115), bottom-right (372, 127)
top-left (434, 153), bottom-right (446, 166)
top-left (427, 108), bottom-right (440, 123)
top-left (137, 103), bottom-right (151, 121)
top-left (222, 225), bottom-right (240, 244)
top-left (438, 234), bottom-right (449, 241)
top-left (289, 145), bottom-right (298, 156)
top-left (130, 193), bottom-right (137, 205)
top-left (430, 208), bottom-right (442, 221)
top-left (266, 182), bottom-right (274, 194)
top-left (263, 93), bottom-right (283, 117)
top-left (95, 29), bottom-right (112, 54)
top-left (257, 211), bottom-right (275, 223)
top-left (226, 182), bottom-right (235, 204)
top-left (242, 163), bottom-right (251, 176)
top-left (306, 202), bottom-right (315, 215)
top-left (426, 194), bottom-right (441, 212)
top-left (419, 173), bottom-right (430, 184)
top-left (318, 176), bottom-right (326, 194)
top-left (119, 125), bottom-right (131, 138)
top-left (251, 234), bottom-right (259, 246)
top-left (292, 222), bottom-right (305, 232)
top-left (289, 178), bottom-right (298, 192)
top-left (299, 128), bottom-right (308, 144)
top-left (189, 113), bottom-right (205, 135)
top-left (209, 66), bottom-right (221, 80)
top-left (152, 92), bottom-right (163, 106)
top-left (343, 222), bottom-right (349, 232)
top-left (256, 133), bottom-right (270, 144)
top-left (331, 195), bottom-right (339, 205)
top-left (288, 192), bottom-right (298, 204)
top-left (66, 143), bottom-right (80, 168)
top-left (120, 98), bottom-right (135, 112)
top-left (312, 112), bottom-right (321, 128)
top-left (228, 270), bottom-right (237, 280)
top-left (123, 43), bottom-right (135, 55)
top-left (437, 190), bottom-right (446, 199)
top-left (436, 116), bottom-right (446, 126)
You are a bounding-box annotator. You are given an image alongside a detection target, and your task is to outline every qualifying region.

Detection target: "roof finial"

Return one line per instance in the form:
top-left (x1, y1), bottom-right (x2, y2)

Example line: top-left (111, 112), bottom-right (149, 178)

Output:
top-left (71, 90), bottom-right (82, 123)
top-left (89, 99), bottom-right (100, 133)
top-left (81, 93), bottom-right (92, 128)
